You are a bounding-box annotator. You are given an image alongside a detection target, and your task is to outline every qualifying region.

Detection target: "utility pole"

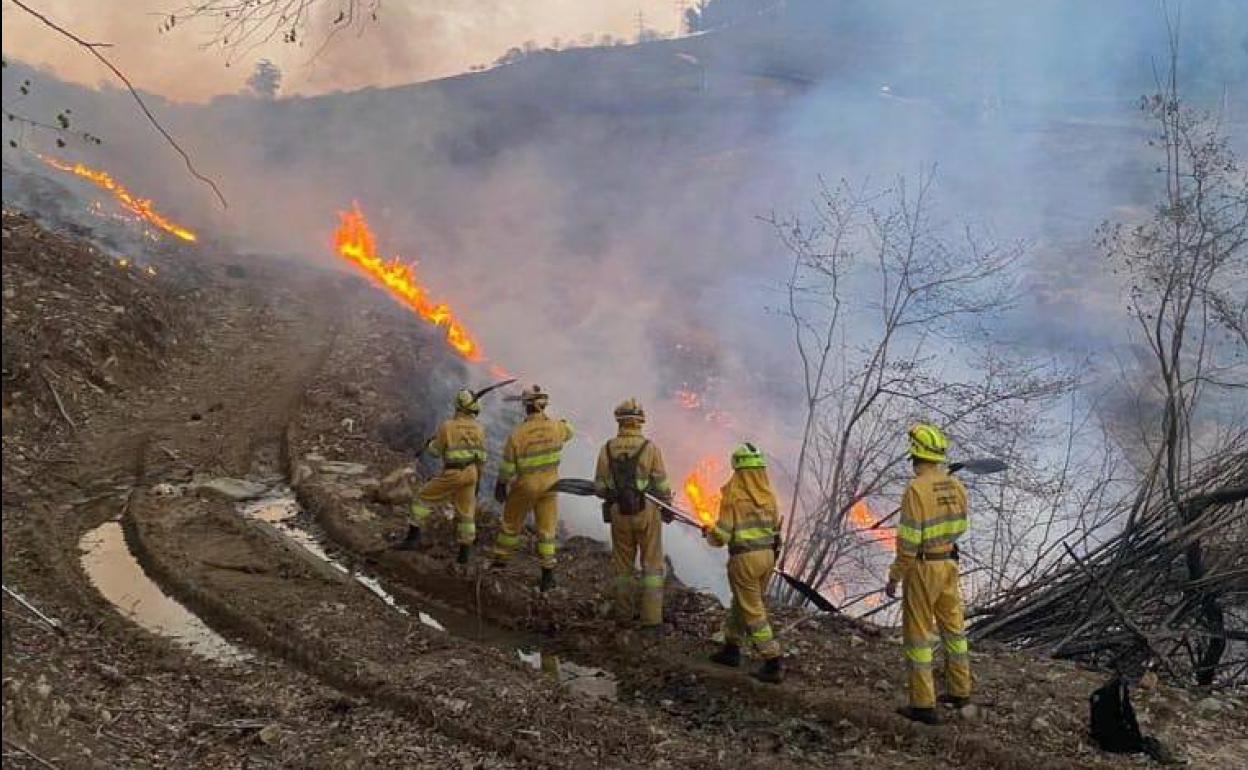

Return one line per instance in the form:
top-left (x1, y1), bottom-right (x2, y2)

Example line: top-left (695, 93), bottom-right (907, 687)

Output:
top-left (636, 8), bottom-right (646, 41)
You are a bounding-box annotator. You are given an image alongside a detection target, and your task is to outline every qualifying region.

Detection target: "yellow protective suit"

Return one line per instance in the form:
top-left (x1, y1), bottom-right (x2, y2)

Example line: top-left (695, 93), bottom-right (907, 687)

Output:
top-left (706, 468), bottom-right (781, 659)
top-left (888, 463), bottom-right (972, 709)
top-left (491, 412), bottom-right (574, 568)
top-left (593, 424), bottom-right (672, 627)
top-left (411, 413), bottom-right (487, 545)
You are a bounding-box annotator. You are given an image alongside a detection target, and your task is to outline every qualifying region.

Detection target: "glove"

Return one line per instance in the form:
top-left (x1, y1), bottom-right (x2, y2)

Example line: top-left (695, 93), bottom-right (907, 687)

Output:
top-left (601, 501), bottom-right (613, 524)
top-left (658, 500), bottom-right (675, 524)
top-left (773, 533), bottom-right (782, 559)
top-left (493, 480), bottom-right (508, 504)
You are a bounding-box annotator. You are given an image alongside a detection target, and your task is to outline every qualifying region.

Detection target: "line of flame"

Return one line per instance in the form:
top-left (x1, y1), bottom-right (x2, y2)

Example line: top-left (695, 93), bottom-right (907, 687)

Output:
top-left (38, 155), bottom-right (198, 242)
top-left (682, 455), bottom-right (724, 525)
top-left (332, 203), bottom-right (484, 362)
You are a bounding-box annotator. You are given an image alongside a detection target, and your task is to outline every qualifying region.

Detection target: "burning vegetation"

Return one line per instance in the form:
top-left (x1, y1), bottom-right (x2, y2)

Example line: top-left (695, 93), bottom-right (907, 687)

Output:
top-left (332, 203), bottom-right (484, 362)
top-left (38, 155), bottom-right (198, 243)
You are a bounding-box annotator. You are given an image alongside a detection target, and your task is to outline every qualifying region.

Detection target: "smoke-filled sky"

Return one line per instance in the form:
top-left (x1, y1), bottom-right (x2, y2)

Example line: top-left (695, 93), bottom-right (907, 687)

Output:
top-left (2, 0), bottom-right (682, 101)
top-left (4, 0), bottom-right (1246, 597)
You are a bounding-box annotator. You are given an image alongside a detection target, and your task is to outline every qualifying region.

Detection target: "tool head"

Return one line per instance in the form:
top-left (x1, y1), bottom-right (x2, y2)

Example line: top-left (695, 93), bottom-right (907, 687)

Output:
top-left (951, 457), bottom-right (1008, 475)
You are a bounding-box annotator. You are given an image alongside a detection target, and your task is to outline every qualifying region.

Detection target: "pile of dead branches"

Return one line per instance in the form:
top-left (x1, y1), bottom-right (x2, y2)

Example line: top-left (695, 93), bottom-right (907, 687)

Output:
top-left (969, 447), bottom-right (1248, 687)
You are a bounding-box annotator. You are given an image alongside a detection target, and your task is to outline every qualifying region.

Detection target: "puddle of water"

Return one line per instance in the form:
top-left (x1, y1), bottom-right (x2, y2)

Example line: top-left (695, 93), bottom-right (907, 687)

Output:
top-left (235, 484), bottom-right (618, 699)
top-left (79, 522), bottom-right (248, 663)
top-left (517, 649), bottom-right (619, 701)
top-left (238, 490), bottom-right (449, 631)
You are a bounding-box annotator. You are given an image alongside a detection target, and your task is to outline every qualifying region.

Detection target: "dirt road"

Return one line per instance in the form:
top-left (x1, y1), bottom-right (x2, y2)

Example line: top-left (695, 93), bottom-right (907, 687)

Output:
top-left (3, 211), bottom-right (1245, 768)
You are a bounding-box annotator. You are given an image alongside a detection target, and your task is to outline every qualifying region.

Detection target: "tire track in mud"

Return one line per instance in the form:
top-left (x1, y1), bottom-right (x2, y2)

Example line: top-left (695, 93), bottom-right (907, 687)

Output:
top-left (120, 492), bottom-right (736, 768)
top-left (300, 484), bottom-right (1076, 770)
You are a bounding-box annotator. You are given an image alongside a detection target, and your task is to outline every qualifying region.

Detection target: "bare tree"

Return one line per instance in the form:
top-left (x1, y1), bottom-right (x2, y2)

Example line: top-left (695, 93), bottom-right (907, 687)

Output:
top-left (767, 170), bottom-right (1075, 607)
top-left (970, 22), bottom-right (1248, 686)
top-left (161, 0), bottom-right (381, 64)
top-left (1094, 22), bottom-right (1248, 683)
top-left (245, 58), bottom-right (283, 99)
top-left (7, 0), bottom-right (226, 206)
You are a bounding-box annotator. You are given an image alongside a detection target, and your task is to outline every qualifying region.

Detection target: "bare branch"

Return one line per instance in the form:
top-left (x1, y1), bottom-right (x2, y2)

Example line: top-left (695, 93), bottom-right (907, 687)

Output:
top-left (8, 0), bottom-right (227, 208)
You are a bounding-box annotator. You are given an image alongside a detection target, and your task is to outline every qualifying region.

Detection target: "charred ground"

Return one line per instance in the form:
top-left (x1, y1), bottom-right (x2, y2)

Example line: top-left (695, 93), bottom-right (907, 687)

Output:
top-left (2, 213), bottom-right (1246, 769)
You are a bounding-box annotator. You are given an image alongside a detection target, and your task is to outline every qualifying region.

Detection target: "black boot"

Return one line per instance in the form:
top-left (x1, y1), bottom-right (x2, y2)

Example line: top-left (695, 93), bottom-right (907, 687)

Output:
top-left (538, 568), bottom-right (555, 593)
top-left (938, 694), bottom-right (970, 709)
top-left (751, 656), bottom-right (784, 684)
top-left (394, 524), bottom-right (421, 551)
top-left (897, 706), bottom-right (941, 726)
top-left (709, 643), bottom-right (741, 668)
top-left (456, 544), bottom-right (471, 564)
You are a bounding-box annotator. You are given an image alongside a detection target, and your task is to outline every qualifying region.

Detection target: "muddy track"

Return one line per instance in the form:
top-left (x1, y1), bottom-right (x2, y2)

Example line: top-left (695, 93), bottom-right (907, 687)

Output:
top-left (301, 482), bottom-right (1075, 770)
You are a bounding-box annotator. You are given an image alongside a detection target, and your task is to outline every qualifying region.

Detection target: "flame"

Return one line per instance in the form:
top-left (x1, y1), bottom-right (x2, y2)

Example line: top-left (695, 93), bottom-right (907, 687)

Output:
top-left (847, 498), bottom-right (895, 548)
top-left (682, 454), bottom-right (724, 526)
top-left (38, 156), bottom-right (198, 242)
top-left (674, 387), bottom-right (702, 410)
top-left (332, 203), bottom-right (483, 361)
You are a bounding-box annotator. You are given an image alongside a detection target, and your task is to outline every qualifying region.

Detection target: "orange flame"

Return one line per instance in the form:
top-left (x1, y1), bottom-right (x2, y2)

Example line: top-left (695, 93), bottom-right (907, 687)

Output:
top-left (674, 387), bottom-right (702, 410)
top-left (682, 454), bottom-right (724, 526)
top-left (332, 203), bottom-right (483, 361)
top-left (38, 156), bottom-right (198, 242)
top-left (847, 498), bottom-right (895, 548)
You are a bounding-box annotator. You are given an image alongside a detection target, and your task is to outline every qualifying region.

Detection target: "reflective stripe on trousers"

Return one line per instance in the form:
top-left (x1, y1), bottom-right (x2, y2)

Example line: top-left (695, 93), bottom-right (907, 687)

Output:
top-left (722, 549), bottom-right (780, 659)
top-left (491, 472), bottom-right (559, 568)
top-left (901, 559), bottom-right (972, 708)
top-left (609, 506), bottom-right (665, 626)
top-left (411, 466), bottom-right (478, 545)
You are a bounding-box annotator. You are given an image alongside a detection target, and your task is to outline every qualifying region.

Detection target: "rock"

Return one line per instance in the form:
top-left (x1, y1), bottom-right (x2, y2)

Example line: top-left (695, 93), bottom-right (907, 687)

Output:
top-left (150, 482), bottom-right (180, 498)
top-left (436, 696), bottom-right (469, 716)
top-left (1029, 715), bottom-right (1050, 733)
top-left (258, 724), bottom-right (281, 745)
top-left (958, 704), bottom-right (980, 721)
top-left (1139, 671), bottom-right (1159, 690)
top-left (318, 461), bottom-right (369, 476)
top-left (292, 463), bottom-right (315, 487)
top-left (376, 467), bottom-right (415, 503)
top-left (225, 264), bottom-right (246, 279)
top-left (847, 634), bottom-right (865, 648)
top-left (195, 477), bottom-right (269, 502)
top-left (873, 679), bottom-right (891, 692)
top-left (1195, 697), bottom-right (1224, 715)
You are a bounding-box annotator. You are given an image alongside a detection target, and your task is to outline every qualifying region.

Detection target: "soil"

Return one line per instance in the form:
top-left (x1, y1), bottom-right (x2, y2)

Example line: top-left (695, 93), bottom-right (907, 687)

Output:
top-left (3, 210), bottom-right (1246, 768)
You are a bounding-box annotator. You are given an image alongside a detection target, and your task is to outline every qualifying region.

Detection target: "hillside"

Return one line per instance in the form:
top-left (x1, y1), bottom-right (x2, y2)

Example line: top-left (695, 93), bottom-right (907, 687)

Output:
top-left (3, 213), bottom-right (1246, 768)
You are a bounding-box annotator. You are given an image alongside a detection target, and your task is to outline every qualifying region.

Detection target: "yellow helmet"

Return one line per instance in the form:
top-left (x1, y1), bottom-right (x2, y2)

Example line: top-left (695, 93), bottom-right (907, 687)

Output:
top-left (908, 423), bottom-right (948, 463)
top-left (613, 398), bottom-right (645, 423)
top-left (454, 388), bottom-right (480, 415)
top-left (731, 442), bottom-right (767, 470)
top-left (520, 384), bottom-right (549, 410)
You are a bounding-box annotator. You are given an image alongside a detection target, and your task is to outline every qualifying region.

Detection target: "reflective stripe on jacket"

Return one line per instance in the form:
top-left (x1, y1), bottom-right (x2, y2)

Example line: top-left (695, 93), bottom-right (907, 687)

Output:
top-left (428, 414), bottom-right (486, 468)
top-left (593, 426), bottom-right (672, 501)
top-left (499, 413), bottom-right (574, 482)
top-left (706, 468), bottom-right (779, 556)
top-left (888, 464), bottom-right (969, 583)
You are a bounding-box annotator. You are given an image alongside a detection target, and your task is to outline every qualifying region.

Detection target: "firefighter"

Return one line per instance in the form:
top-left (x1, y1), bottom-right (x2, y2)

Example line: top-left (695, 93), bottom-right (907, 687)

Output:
top-left (490, 385), bottom-right (574, 592)
top-left (396, 388), bottom-right (487, 563)
top-left (704, 443), bottom-right (784, 684)
top-left (593, 399), bottom-right (674, 636)
top-left (884, 423), bottom-right (972, 725)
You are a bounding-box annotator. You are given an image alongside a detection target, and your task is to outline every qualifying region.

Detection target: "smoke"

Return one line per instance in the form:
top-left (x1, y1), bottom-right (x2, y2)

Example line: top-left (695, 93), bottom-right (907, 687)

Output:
top-left (4, 0), bottom-right (1247, 598)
